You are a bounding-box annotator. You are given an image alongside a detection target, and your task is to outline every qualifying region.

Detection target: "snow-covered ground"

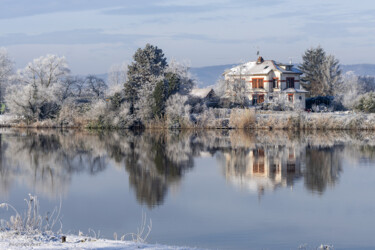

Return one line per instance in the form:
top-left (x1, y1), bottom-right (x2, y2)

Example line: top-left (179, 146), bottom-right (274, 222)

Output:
top-left (0, 231), bottom-right (198, 250)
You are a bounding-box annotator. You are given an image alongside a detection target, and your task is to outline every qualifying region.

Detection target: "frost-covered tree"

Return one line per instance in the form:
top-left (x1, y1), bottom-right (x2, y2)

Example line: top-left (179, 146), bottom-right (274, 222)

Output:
top-left (108, 62), bottom-right (128, 87)
top-left (320, 54), bottom-right (342, 96)
top-left (0, 48), bottom-right (14, 104)
top-left (213, 78), bottom-right (227, 97)
top-left (226, 78), bottom-right (249, 107)
top-left (152, 60), bottom-right (195, 118)
top-left (299, 46), bottom-right (326, 95)
top-left (334, 71), bottom-right (362, 109)
top-left (123, 45), bottom-right (196, 122)
top-left (68, 76), bottom-right (85, 97)
top-left (5, 54), bottom-right (70, 120)
top-left (57, 75), bottom-right (79, 102)
top-left (300, 47), bottom-right (342, 97)
top-left (152, 79), bottom-right (167, 117)
top-left (125, 44), bottom-right (167, 119)
top-left (165, 59), bottom-right (195, 96)
top-left (85, 75), bottom-right (107, 98)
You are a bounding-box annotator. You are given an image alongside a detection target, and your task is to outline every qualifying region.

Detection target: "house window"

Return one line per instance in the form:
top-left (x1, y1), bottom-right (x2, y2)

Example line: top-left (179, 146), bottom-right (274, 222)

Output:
top-left (272, 78), bottom-right (278, 88)
top-left (253, 162), bottom-right (265, 174)
top-left (288, 94), bottom-right (293, 102)
top-left (252, 78), bottom-right (264, 88)
top-left (253, 95), bottom-right (264, 104)
top-left (286, 77), bottom-right (295, 88)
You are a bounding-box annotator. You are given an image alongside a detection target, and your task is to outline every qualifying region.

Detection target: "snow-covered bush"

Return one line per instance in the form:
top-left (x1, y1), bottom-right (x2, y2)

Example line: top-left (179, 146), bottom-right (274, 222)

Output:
top-left (0, 194), bottom-right (61, 235)
top-left (354, 92), bottom-right (375, 113)
top-left (165, 94), bottom-right (191, 128)
top-left (334, 71), bottom-right (362, 109)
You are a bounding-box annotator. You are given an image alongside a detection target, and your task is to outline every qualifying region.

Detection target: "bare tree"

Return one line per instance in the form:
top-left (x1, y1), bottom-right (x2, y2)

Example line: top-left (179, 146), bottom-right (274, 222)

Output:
top-left (85, 75), bottom-right (107, 98)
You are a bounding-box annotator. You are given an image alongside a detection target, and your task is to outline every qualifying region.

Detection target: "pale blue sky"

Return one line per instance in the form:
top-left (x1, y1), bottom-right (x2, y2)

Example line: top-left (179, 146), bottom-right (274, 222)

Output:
top-left (0, 0), bottom-right (374, 74)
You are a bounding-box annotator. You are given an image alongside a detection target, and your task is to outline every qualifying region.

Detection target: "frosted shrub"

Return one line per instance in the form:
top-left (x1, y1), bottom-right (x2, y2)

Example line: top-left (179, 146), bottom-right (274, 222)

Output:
top-left (165, 94), bottom-right (191, 128)
top-left (58, 100), bottom-right (83, 127)
top-left (0, 194), bottom-right (62, 235)
top-left (114, 102), bottom-right (133, 128)
top-left (197, 108), bottom-right (216, 128)
top-left (335, 71), bottom-right (362, 109)
top-left (87, 99), bottom-right (107, 120)
top-left (354, 92), bottom-right (375, 113)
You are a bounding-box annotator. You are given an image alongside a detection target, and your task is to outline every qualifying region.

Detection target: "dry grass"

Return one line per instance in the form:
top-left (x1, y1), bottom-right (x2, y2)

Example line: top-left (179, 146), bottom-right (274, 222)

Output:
top-left (229, 108), bottom-right (256, 129)
top-left (4, 108), bottom-right (375, 130)
top-left (145, 116), bottom-right (167, 129)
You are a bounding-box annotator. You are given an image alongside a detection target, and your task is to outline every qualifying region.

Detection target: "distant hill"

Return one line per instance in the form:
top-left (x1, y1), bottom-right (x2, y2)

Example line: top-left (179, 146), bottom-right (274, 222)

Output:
top-left (341, 64), bottom-right (375, 76)
top-left (191, 63), bottom-right (375, 88)
top-left (190, 64), bottom-right (237, 87)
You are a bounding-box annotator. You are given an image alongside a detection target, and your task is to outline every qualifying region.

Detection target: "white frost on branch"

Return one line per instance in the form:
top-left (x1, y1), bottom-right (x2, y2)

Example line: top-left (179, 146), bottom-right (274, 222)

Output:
top-left (5, 54), bottom-right (71, 120)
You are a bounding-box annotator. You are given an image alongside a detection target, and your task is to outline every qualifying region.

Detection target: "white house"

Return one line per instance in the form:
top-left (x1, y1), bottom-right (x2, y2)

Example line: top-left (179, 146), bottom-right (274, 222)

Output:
top-left (223, 56), bottom-right (308, 108)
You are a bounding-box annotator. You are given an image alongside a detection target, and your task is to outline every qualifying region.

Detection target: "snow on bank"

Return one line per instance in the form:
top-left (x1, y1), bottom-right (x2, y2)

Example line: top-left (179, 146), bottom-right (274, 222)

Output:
top-left (0, 231), bottom-right (199, 250)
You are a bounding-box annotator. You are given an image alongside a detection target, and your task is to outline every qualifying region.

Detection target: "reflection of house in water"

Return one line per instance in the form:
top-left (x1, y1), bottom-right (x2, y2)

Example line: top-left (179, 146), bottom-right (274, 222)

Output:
top-left (222, 145), bottom-right (303, 196)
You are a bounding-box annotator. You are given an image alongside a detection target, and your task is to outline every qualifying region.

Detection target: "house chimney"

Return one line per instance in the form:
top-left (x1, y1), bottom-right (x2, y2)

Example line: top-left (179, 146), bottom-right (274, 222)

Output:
top-left (257, 56), bottom-right (264, 64)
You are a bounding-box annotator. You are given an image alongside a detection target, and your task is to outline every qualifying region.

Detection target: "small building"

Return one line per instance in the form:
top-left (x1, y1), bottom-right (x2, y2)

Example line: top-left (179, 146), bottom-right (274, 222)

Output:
top-left (223, 56), bottom-right (308, 109)
top-left (189, 88), bottom-right (218, 107)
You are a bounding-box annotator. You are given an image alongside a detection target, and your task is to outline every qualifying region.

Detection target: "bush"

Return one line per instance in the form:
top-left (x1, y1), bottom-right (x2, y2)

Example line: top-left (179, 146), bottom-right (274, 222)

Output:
top-left (354, 92), bottom-right (375, 113)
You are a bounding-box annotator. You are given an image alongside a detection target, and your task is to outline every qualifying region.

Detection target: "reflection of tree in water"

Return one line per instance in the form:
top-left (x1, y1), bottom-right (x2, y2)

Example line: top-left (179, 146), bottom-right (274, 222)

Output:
top-left (124, 131), bottom-right (194, 208)
top-left (304, 145), bottom-right (343, 194)
top-left (0, 129), bottom-right (110, 199)
top-left (1, 128), bottom-right (375, 204)
top-left (215, 130), bottom-right (375, 196)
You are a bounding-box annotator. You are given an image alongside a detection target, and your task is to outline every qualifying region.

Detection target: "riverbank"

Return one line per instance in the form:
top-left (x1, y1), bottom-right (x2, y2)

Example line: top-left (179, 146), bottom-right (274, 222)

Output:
top-left (0, 231), bottom-right (197, 250)
top-left (1, 110), bottom-right (375, 130)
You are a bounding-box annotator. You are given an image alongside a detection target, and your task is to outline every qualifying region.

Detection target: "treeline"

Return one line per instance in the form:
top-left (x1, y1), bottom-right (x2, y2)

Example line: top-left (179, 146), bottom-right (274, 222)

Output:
top-left (1, 44), bottom-right (375, 129)
top-left (299, 46), bottom-right (375, 112)
top-left (0, 44), bottom-right (199, 128)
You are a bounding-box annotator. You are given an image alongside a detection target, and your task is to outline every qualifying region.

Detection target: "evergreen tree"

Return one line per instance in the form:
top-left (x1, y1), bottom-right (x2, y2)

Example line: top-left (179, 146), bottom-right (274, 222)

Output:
top-left (110, 91), bottom-right (123, 111)
top-left (165, 72), bottom-right (180, 97)
top-left (125, 44), bottom-right (168, 119)
top-left (321, 54), bottom-right (342, 96)
top-left (152, 80), bottom-right (167, 117)
top-left (299, 46), bottom-right (342, 97)
top-left (124, 80), bottom-right (138, 115)
top-left (299, 46), bottom-right (326, 95)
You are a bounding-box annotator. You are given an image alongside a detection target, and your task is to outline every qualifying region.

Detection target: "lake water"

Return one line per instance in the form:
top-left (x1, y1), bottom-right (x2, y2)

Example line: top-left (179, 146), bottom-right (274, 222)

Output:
top-left (0, 128), bottom-right (375, 250)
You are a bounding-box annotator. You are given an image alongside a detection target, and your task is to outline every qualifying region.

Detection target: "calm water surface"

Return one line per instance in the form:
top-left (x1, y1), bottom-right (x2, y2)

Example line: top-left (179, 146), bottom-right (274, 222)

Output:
top-left (0, 128), bottom-right (375, 250)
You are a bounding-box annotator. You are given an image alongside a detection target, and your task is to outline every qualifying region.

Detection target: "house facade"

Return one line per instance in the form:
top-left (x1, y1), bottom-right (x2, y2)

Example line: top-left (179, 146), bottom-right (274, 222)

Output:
top-left (224, 56), bottom-right (308, 109)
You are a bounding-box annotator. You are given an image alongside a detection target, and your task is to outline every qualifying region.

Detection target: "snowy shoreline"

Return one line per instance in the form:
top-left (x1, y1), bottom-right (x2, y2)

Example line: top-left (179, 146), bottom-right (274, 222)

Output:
top-left (0, 231), bottom-right (198, 250)
top-left (2, 111), bottom-right (375, 130)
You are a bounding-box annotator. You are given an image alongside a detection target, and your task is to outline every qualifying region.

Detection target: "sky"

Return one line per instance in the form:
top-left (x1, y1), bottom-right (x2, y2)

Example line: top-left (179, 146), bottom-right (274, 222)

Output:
top-left (0, 0), bottom-right (375, 74)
